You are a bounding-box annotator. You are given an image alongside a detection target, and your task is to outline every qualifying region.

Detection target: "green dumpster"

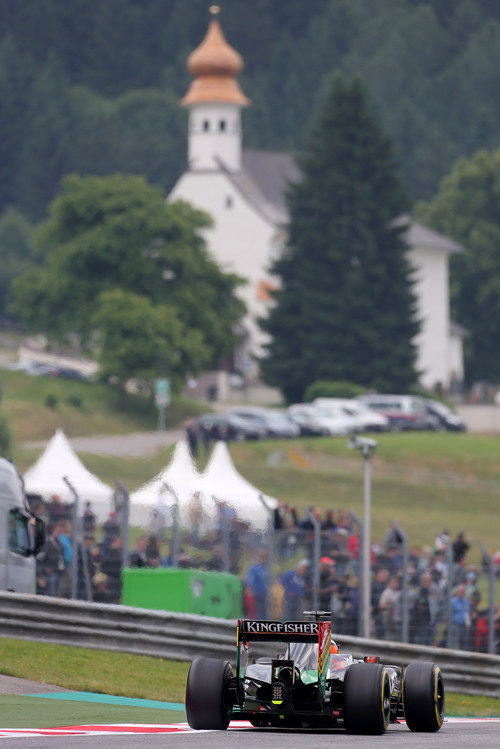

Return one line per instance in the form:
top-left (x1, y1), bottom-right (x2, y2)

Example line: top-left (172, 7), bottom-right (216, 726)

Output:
top-left (121, 567), bottom-right (242, 619)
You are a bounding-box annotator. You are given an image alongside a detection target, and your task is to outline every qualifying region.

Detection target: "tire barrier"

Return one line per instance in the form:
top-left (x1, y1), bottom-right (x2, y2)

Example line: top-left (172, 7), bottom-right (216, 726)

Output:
top-left (0, 592), bottom-right (498, 697)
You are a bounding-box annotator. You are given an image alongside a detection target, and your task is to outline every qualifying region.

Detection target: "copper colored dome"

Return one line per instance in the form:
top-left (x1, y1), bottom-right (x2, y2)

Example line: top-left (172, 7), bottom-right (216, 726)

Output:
top-left (181, 20), bottom-right (250, 107)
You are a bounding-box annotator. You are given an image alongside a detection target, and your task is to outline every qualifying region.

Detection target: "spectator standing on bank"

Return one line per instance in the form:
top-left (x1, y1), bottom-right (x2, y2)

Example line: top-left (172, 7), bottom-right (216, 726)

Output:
top-left (319, 556), bottom-right (336, 611)
top-left (76, 533), bottom-right (97, 600)
top-left (245, 548), bottom-right (269, 619)
top-left (379, 576), bottom-right (400, 641)
top-left (41, 522), bottom-right (67, 597)
top-left (82, 502), bottom-right (97, 535)
top-left (281, 559), bottom-right (309, 620)
top-left (145, 534), bottom-right (161, 567)
top-left (185, 420), bottom-right (199, 458)
top-left (100, 535), bottom-right (123, 603)
top-left (46, 494), bottom-right (69, 524)
top-left (452, 532), bottom-right (470, 563)
top-left (371, 568), bottom-right (390, 639)
top-left (450, 583), bottom-right (471, 650)
top-left (129, 535), bottom-right (148, 567)
top-left (412, 573), bottom-right (434, 645)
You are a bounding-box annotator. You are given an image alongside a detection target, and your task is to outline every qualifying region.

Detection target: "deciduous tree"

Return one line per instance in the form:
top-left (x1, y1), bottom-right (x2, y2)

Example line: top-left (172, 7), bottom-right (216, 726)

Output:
top-left (417, 148), bottom-right (500, 383)
top-left (9, 175), bottom-right (244, 386)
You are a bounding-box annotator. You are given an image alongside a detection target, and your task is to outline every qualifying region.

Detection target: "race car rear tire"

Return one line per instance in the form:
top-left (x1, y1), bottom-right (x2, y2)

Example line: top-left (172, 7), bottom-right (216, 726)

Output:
top-left (343, 662), bottom-right (391, 735)
top-left (403, 661), bottom-right (444, 732)
top-left (185, 657), bottom-right (233, 730)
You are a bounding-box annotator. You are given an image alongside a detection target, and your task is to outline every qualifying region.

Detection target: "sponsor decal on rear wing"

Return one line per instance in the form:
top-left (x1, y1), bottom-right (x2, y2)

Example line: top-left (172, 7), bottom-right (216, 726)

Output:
top-left (238, 620), bottom-right (319, 641)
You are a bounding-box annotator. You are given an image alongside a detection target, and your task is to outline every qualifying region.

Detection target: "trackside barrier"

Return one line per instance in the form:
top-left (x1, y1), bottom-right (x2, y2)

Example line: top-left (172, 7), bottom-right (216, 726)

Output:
top-left (0, 593), bottom-right (498, 697)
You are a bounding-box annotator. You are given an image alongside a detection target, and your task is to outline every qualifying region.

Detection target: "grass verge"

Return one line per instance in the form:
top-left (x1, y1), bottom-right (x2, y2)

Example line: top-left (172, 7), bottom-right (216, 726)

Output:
top-left (0, 637), bottom-right (189, 702)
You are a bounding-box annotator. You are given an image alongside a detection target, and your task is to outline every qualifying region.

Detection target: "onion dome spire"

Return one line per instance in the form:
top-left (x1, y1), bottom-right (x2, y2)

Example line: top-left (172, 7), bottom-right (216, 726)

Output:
top-left (181, 11), bottom-right (250, 107)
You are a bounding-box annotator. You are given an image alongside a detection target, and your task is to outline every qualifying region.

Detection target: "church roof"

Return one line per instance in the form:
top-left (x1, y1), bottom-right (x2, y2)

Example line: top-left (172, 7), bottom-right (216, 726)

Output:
top-left (223, 149), bottom-right (300, 225)
top-left (398, 215), bottom-right (464, 254)
top-left (222, 154), bottom-right (463, 254)
top-left (181, 19), bottom-right (249, 107)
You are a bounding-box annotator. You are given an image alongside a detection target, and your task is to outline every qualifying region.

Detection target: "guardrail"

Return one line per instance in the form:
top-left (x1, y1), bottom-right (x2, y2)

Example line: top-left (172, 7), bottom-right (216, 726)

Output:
top-left (0, 593), bottom-right (498, 698)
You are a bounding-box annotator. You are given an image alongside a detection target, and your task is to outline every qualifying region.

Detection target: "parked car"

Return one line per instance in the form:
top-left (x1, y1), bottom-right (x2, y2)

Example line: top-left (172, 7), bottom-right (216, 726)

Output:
top-left (314, 398), bottom-right (389, 432)
top-left (424, 399), bottom-right (466, 431)
top-left (357, 394), bottom-right (440, 431)
top-left (226, 408), bottom-right (300, 438)
top-left (287, 406), bottom-right (330, 436)
top-left (307, 401), bottom-right (359, 434)
top-left (196, 413), bottom-right (266, 441)
top-left (288, 404), bottom-right (354, 436)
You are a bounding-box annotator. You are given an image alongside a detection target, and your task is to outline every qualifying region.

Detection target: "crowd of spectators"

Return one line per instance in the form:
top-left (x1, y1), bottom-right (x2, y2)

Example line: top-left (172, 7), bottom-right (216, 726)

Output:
top-left (241, 507), bottom-right (500, 653)
top-left (28, 491), bottom-right (500, 654)
top-left (29, 494), bottom-right (123, 603)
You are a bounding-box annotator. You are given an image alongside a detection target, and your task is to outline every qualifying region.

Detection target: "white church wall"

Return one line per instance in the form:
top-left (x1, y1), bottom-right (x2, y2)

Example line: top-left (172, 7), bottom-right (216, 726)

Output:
top-left (169, 170), bottom-right (278, 357)
top-left (409, 245), bottom-right (451, 389)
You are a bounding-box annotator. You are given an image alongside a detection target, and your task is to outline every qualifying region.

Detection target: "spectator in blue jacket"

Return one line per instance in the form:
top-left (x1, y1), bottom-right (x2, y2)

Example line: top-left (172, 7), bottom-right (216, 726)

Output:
top-left (450, 583), bottom-right (470, 650)
top-left (245, 548), bottom-right (269, 619)
top-left (281, 559), bottom-right (309, 620)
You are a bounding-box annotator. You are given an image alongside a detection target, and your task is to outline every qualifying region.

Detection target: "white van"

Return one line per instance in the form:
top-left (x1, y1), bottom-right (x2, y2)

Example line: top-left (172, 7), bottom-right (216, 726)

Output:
top-left (356, 394), bottom-right (438, 431)
top-left (313, 398), bottom-right (389, 432)
top-left (0, 457), bottom-right (45, 593)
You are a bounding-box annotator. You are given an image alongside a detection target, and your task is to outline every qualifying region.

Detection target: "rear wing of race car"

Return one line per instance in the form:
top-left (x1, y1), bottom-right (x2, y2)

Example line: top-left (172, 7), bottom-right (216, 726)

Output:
top-left (237, 619), bottom-right (321, 643)
top-left (236, 619), bottom-right (332, 705)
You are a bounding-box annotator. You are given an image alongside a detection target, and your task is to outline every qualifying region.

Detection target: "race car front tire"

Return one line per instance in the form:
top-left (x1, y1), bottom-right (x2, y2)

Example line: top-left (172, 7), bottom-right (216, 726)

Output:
top-left (185, 657), bottom-right (233, 730)
top-left (403, 661), bottom-right (444, 732)
top-left (343, 662), bottom-right (391, 734)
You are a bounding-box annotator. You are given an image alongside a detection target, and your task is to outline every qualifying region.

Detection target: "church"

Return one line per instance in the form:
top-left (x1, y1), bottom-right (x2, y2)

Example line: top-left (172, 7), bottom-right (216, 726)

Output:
top-left (168, 14), bottom-right (465, 400)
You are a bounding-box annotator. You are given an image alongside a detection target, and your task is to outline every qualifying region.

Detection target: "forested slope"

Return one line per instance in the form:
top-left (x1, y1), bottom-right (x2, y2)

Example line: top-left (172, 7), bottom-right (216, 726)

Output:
top-left (1, 0), bottom-right (499, 220)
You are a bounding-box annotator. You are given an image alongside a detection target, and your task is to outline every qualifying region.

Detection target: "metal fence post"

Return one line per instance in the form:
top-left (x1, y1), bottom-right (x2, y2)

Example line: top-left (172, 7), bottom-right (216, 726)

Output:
top-left (481, 544), bottom-right (495, 655)
top-left (304, 508), bottom-right (321, 612)
top-left (114, 479), bottom-right (130, 572)
top-left (394, 522), bottom-right (409, 643)
top-left (211, 495), bottom-right (230, 573)
top-left (445, 542), bottom-right (453, 649)
top-left (349, 510), bottom-right (364, 638)
top-left (347, 437), bottom-right (377, 639)
top-left (63, 476), bottom-right (79, 600)
top-left (164, 483), bottom-right (180, 568)
top-left (258, 494), bottom-right (275, 619)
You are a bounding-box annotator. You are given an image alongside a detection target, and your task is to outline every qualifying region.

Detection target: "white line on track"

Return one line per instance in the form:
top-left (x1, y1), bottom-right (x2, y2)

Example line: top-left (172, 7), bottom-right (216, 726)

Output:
top-left (0, 718), bottom-right (498, 739)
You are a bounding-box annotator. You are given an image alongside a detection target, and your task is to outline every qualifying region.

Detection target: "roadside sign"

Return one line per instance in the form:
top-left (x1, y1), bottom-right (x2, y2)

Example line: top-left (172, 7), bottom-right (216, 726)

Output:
top-left (155, 378), bottom-right (170, 407)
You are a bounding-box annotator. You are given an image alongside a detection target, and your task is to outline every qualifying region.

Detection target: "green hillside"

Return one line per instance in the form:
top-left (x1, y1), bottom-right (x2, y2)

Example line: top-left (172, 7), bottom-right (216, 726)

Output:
top-left (12, 431), bottom-right (500, 557)
top-left (0, 366), bottom-right (204, 443)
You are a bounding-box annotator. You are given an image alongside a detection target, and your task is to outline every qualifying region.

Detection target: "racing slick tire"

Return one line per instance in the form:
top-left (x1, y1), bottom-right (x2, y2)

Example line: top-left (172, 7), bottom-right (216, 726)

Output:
top-left (343, 662), bottom-right (391, 735)
top-left (185, 657), bottom-right (233, 730)
top-left (403, 661), bottom-right (444, 732)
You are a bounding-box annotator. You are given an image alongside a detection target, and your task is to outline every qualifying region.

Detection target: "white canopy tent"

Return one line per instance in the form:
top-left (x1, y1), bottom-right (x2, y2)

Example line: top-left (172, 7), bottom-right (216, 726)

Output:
top-left (128, 440), bottom-right (200, 527)
top-left (23, 429), bottom-right (113, 522)
top-left (194, 441), bottom-right (277, 531)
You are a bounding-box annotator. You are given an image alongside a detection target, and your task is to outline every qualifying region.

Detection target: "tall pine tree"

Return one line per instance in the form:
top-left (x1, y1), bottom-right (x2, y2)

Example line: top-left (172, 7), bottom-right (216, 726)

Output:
top-left (260, 74), bottom-right (419, 403)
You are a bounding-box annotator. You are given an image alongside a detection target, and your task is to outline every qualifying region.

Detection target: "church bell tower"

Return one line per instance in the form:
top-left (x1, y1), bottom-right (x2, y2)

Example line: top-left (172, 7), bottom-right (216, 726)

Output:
top-left (181, 7), bottom-right (250, 172)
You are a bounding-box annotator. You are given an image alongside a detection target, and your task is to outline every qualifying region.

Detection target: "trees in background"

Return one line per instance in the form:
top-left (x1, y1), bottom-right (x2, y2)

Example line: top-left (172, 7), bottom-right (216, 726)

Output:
top-left (0, 1), bottom-right (500, 218)
top-left (9, 175), bottom-right (245, 392)
top-left (0, 208), bottom-right (34, 318)
top-left (417, 148), bottom-right (500, 384)
top-left (260, 75), bottom-right (418, 403)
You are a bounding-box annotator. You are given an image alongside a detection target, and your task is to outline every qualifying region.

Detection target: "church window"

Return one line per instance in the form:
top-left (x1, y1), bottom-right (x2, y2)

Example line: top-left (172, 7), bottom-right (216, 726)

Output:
top-left (219, 119), bottom-right (226, 132)
top-left (225, 195), bottom-right (233, 209)
top-left (202, 120), bottom-right (210, 132)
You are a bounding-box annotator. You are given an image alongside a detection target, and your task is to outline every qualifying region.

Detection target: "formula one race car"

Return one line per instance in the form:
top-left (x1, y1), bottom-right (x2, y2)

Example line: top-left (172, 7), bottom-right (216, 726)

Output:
top-left (185, 612), bottom-right (445, 735)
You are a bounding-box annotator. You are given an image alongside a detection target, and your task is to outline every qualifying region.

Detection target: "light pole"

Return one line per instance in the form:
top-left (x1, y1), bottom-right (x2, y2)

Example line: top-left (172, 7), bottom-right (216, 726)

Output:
top-left (348, 435), bottom-right (377, 639)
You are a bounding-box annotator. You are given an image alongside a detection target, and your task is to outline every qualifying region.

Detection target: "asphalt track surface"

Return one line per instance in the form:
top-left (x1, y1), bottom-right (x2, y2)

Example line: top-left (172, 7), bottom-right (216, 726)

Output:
top-left (1, 719), bottom-right (500, 747)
